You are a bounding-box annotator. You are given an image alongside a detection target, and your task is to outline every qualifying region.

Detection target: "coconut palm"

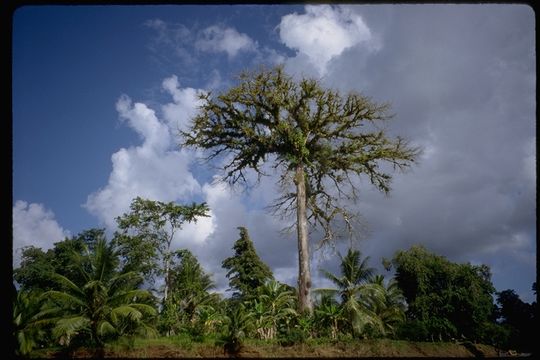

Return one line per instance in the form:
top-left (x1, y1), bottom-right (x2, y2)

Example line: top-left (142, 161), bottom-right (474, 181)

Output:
top-left (13, 289), bottom-right (57, 355)
top-left (320, 248), bottom-right (385, 337)
top-left (43, 238), bottom-right (157, 349)
top-left (365, 275), bottom-right (406, 337)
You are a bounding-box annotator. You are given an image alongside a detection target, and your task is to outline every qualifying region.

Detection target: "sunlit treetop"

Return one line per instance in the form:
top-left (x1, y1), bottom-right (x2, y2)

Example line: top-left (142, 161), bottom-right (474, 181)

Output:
top-left (183, 65), bottom-right (421, 247)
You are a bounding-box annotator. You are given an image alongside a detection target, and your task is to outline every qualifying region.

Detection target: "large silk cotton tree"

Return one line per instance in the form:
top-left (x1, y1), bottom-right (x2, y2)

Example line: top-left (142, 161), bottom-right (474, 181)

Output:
top-left (182, 66), bottom-right (419, 313)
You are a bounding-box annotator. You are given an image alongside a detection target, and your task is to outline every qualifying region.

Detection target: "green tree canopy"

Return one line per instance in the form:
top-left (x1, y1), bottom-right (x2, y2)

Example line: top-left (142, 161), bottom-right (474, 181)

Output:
top-left (392, 245), bottom-right (496, 341)
top-left (496, 289), bottom-right (536, 351)
top-left (159, 249), bottom-right (218, 336)
top-left (170, 249), bottom-right (214, 300)
top-left (183, 66), bottom-right (420, 312)
top-left (14, 246), bottom-right (56, 292)
top-left (222, 227), bottom-right (273, 300)
top-left (114, 197), bottom-right (209, 302)
top-left (14, 229), bottom-right (107, 292)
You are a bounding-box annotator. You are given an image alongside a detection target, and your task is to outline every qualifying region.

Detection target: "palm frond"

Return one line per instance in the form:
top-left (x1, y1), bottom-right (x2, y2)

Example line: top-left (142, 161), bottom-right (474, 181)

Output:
top-left (17, 331), bottom-right (37, 355)
top-left (134, 322), bottom-right (158, 338)
top-left (48, 273), bottom-right (85, 296)
top-left (321, 270), bottom-right (345, 288)
top-left (111, 305), bottom-right (143, 322)
top-left (43, 290), bottom-right (86, 308)
top-left (127, 303), bottom-right (158, 316)
top-left (83, 279), bottom-right (108, 294)
top-left (52, 316), bottom-right (91, 339)
top-left (97, 320), bottom-right (117, 337)
top-left (108, 289), bottom-right (153, 305)
top-left (108, 271), bottom-right (142, 293)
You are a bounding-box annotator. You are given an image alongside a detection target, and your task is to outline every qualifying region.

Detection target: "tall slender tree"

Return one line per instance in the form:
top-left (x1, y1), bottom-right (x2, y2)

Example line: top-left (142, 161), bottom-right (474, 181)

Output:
top-left (183, 66), bottom-right (420, 312)
top-left (222, 227), bottom-right (273, 300)
top-left (114, 197), bottom-right (209, 303)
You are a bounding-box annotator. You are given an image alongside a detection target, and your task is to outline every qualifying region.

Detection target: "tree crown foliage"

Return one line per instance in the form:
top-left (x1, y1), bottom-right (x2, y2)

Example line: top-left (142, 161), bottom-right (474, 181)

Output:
top-left (170, 249), bottom-right (214, 298)
top-left (114, 197), bottom-right (210, 291)
top-left (222, 227), bottom-right (274, 299)
top-left (183, 65), bottom-right (420, 246)
top-left (392, 245), bottom-right (496, 341)
top-left (14, 229), bottom-right (108, 292)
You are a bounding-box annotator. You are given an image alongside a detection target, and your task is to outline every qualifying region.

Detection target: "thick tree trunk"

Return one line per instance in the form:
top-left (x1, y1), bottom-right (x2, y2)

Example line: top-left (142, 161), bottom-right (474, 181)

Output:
top-left (295, 163), bottom-right (313, 313)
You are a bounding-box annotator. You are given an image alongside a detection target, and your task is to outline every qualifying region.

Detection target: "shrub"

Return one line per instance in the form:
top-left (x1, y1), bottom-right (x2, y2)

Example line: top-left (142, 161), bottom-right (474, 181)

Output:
top-left (396, 320), bottom-right (429, 341)
top-left (278, 328), bottom-right (307, 346)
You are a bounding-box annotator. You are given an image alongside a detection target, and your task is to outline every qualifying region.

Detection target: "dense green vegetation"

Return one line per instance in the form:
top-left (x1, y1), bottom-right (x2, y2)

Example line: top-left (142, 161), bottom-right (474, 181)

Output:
top-left (13, 205), bottom-right (536, 356)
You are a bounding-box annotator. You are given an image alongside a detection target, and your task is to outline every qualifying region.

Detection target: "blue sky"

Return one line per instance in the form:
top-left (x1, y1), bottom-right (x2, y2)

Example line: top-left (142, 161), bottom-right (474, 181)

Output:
top-left (13, 5), bottom-right (536, 303)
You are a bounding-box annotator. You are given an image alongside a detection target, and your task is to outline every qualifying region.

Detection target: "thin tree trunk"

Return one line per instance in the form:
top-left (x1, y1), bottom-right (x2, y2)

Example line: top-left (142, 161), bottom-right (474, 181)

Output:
top-left (163, 226), bottom-right (179, 306)
top-left (164, 239), bottom-right (172, 303)
top-left (295, 163), bottom-right (313, 313)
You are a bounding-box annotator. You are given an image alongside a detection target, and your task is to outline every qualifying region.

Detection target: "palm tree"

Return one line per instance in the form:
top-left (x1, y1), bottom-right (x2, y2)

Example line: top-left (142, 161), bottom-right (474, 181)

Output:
top-left (219, 303), bottom-right (253, 355)
top-left (365, 275), bottom-right (406, 337)
top-left (13, 289), bottom-right (56, 355)
top-left (320, 248), bottom-right (384, 337)
top-left (43, 238), bottom-right (157, 350)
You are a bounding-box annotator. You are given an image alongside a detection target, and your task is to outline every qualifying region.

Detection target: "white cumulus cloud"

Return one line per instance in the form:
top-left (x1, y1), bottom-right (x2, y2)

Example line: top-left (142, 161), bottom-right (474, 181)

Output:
top-left (13, 200), bottom-right (71, 267)
top-left (279, 5), bottom-right (375, 76)
top-left (195, 25), bottom-right (257, 59)
top-left (85, 88), bottom-right (203, 230)
top-left (161, 75), bottom-right (205, 133)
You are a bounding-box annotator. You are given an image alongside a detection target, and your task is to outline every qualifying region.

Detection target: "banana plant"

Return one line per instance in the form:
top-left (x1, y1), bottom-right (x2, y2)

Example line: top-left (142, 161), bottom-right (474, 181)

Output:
top-left (250, 280), bottom-right (298, 340)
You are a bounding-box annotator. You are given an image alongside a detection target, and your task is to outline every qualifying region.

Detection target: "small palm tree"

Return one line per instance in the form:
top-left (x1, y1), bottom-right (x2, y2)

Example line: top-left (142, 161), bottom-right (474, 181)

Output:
top-left (320, 248), bottom-right (383, 337)
top-left (219, 303), bottom-right (253, 355)
top-left (44, 238), bottom-right (157, 350)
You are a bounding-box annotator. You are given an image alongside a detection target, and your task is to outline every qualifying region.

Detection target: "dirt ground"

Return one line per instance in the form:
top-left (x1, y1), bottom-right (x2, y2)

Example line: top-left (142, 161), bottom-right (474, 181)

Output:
top-left (43, 339), bottom-right (502, 358)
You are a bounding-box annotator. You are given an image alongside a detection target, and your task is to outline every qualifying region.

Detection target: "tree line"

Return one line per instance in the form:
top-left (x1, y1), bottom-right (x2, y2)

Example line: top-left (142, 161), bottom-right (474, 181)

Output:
top-left (13, 197), bottom-right (537, 356)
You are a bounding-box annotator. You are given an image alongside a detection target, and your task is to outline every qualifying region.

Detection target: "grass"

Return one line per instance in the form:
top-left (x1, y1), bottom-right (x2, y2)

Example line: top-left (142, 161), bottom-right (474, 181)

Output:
top-left (29, 336), bottom-right (500, 358)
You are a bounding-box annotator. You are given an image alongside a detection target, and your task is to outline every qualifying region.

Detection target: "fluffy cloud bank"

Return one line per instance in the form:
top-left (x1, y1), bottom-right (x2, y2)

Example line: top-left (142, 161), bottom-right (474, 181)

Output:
top-left (82, 75), bottom-right (286, 291)
top-left (311, 5), bottom-right (536, 302)
top-left (84, 79), bottom-right (203, 233)
top-left (279, 5), bottom-right (377, 76)
top-left (12, 200), bottom-right (71, 267)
